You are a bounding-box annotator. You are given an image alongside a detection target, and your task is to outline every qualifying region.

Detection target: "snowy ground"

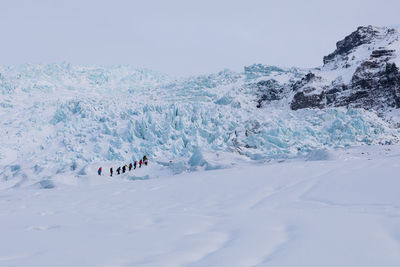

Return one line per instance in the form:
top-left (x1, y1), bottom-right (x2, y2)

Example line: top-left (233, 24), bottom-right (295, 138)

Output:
top-left (1, 145), bottom-right (400, 267)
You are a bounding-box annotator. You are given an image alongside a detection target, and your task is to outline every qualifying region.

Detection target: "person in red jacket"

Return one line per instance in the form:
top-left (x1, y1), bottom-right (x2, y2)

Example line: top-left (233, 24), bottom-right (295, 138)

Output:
top-left (139, 159), bottom-right (142, 168)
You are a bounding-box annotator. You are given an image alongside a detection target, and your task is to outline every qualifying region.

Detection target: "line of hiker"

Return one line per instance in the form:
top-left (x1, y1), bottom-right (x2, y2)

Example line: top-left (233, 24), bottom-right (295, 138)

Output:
top-left (98, 155), bottom-right (148, 176)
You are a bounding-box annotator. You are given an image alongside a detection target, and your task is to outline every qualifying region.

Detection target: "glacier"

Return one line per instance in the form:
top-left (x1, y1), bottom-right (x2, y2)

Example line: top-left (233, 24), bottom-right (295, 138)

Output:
top-left (0, 63), bottom-right (399, 187)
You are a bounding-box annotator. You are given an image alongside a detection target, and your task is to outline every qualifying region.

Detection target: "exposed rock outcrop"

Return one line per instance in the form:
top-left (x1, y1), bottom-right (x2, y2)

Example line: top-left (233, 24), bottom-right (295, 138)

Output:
top-left (255, 80), bottom-right (285, 108)
top-left (289, 25), bottom-right (400, 112)
top-left (323, 26), bottom-right (380, 65)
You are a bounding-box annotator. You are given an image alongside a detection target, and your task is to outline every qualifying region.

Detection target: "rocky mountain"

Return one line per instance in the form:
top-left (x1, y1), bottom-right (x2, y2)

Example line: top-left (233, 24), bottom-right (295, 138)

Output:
top-left (256, 26), bottom-right (400, 114)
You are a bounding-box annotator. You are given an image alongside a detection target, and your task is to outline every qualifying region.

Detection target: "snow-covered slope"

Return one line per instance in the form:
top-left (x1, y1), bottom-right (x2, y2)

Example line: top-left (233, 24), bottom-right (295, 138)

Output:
top-left (1, 145), bottom-right (400, 266)
top-left (1, 62), bottom-right (399, 188)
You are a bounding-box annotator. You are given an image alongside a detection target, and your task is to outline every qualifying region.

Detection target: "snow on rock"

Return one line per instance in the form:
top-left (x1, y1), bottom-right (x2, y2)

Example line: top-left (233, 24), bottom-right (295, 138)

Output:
top-left (290, 25), bottom-right (400, 112)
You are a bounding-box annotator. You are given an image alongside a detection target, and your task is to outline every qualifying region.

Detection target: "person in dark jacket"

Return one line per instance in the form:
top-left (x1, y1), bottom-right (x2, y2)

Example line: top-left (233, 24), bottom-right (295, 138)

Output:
top-left (110, 167), bottom-right (113, 177)
top-left (129, 162), bottom-right (132, 171)
top-left (116, 167), bottom-right (121, 175)
top-left (122, 165), bottom-right (126, 173)
top-left (143, 155), bottom-right (148, 166)
top-left (134, 161), bottom-right (137, 169)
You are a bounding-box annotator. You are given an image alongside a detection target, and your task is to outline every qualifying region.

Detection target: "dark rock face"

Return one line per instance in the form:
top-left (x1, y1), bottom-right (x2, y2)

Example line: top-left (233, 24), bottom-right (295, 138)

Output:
top-left (291, 91), bottom-right (325, 110)
top-left (290, 26), bottom-right (400, 112)
top-left (291, 61), bottom-right (400, 111)
top-left (325, 45), bottom-right (400, 109)
top-left (292, 73), bottom-right (317, 91)
top-left (254, 79), bottom-right (285, 108)
top-left (323, 26), bottom-right (379, 65)
top-left (345, 62), bottom-right (400, 109)
top-left (255, 26), bottom-right (400, 113)
top-left (370, 49), bottom-right (395, 58)
top-left (290, 73), bottom-right (326, 110)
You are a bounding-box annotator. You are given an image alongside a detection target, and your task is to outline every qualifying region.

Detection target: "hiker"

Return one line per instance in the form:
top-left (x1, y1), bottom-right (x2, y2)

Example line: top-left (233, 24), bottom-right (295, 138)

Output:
top-left (139, 159), bottom-right (142, 168)
top-left (143, 155), bottom-right (148, 166)
top-left (110, 167), bottom-right (113, 177)
top-left (122, 165), bottom-right (126, 173)
top-left (133, 161), bottom-right (137, 169)
top-left (129, 162), bottom-right (132, 171)
top-left (116, 167), bottom-right (121, 175)
top-left (98, 167), bottom-right (102, 176)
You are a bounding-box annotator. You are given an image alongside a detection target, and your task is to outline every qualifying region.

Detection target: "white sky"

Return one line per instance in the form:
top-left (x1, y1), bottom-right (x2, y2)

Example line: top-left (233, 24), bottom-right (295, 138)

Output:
top-left (1, 0), bottom-right (399, 76)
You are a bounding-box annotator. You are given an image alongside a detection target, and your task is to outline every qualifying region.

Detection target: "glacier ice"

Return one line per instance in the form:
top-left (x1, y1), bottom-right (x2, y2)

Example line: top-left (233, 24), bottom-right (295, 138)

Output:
top-left (0, 63), bottom-right (399, 187)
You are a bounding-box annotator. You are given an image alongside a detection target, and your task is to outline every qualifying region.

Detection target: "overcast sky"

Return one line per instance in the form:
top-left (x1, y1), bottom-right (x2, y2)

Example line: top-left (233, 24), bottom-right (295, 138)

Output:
top-left (1, 0), bottom-right (399, 76)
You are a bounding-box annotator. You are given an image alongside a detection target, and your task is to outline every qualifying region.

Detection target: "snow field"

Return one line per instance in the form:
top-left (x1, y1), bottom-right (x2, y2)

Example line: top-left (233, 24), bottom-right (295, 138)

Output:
top-left (0, 145), bottom-right (400, 266)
